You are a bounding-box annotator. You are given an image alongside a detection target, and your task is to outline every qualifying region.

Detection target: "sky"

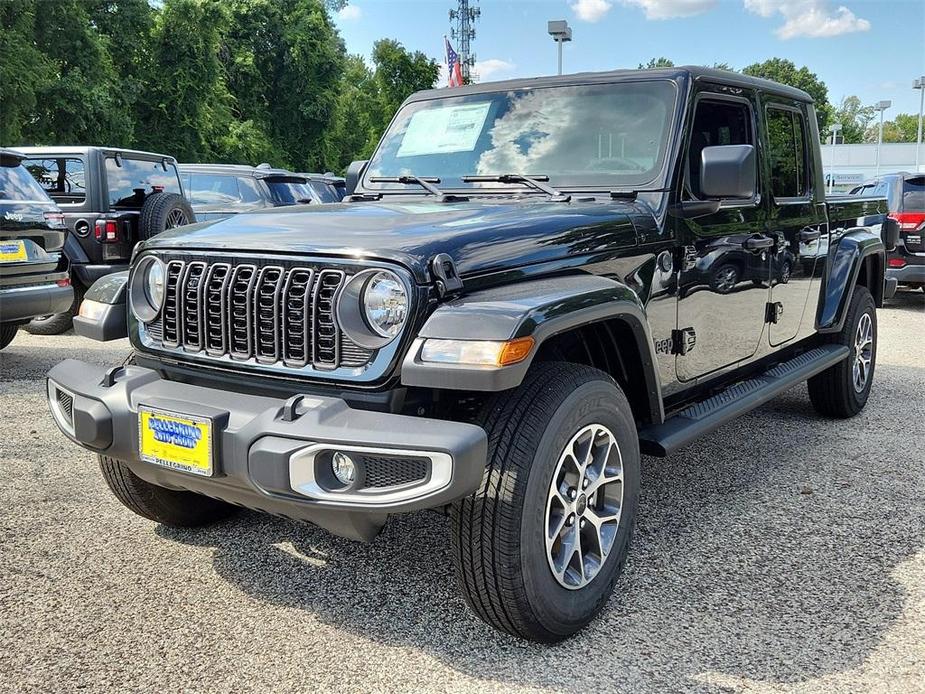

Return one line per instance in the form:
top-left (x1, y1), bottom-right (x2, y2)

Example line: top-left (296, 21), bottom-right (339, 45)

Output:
top-left (334, 0), bottom-right (925, 120)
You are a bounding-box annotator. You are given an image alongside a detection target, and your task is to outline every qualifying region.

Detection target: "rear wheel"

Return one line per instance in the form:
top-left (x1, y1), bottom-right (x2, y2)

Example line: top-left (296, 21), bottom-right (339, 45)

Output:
top-left (25, 285), bottom-right (83, 336)
top-left (98, 455), bottom-right (237, 527)
top-left (450, 362), bottom-right (640, 642)
top-left (808, 285), bottom-right (877, 418)
top-left (0, 324), bottom-right (18, 350)
top-left (710, 263), bottom-right (740, 294)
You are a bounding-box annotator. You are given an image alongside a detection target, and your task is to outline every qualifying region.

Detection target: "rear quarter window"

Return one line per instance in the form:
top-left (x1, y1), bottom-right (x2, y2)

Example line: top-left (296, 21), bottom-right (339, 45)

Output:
top-left (23, 157), bottom-right (86, 204)
top-left (106, 157), bottom-right (181, 208)
top-left (902, 176), bottom-right (925, 211)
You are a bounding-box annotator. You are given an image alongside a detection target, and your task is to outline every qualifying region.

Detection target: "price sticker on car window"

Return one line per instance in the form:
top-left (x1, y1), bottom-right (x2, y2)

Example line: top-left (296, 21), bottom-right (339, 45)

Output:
top-left (397, 103), bottom-right (491, 158)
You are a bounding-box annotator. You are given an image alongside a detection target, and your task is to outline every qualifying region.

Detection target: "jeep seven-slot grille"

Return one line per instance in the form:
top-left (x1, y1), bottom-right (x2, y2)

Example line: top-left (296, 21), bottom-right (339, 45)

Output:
top-left (155, 259), bottom-right (373, 370)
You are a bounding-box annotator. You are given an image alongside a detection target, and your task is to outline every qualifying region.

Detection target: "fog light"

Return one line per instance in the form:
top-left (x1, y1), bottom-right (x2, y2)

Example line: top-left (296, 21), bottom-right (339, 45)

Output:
top-left (331, 452), bottom-right (356, 485)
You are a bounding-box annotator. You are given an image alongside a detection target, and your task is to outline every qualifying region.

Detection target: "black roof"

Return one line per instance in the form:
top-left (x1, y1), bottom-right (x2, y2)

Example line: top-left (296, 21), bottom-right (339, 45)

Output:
top-left (406, 66), bottom-right (813, 104)
top-left (0, 148), bottom-right (26, 163)
top-left (13, 145), bottom-right (177, 161)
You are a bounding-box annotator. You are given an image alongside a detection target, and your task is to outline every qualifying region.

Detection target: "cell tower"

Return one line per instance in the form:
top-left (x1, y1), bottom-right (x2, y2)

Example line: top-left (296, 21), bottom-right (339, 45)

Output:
top-left (449, 0), bottom-right (480, 82)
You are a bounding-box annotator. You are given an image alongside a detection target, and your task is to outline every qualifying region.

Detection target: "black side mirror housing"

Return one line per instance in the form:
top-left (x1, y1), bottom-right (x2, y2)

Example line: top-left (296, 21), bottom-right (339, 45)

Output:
top-left (700, 144), bottom-right (756, 200)
top-left (882, 216), bottom-right (900, 252)
top-left (345, 160), bottom-right (368, 196)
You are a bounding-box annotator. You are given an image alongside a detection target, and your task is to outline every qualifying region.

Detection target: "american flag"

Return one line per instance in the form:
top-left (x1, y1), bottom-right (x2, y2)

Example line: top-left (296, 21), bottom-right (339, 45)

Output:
top-left (445, 36), bottom-right (463, 88)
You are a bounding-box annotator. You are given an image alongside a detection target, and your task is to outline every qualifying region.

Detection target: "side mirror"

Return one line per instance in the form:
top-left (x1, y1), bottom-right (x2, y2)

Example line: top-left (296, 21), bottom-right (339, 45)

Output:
top-left (345, 160), bottom-right (368, 196)
top-left (700, 144), bottom-right (756, 200)
top-left (882, 216), bottom-right (900, 252)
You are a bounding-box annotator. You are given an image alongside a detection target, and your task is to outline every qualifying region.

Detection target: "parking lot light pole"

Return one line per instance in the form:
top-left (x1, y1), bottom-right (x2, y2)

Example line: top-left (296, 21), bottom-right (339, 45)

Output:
top-left (914, 77), bottom-right (925, 172)
top-left (547, 20), bottom-right (572, 76)
top-left (828, 123), bottom-right (842, 193)
top-left (874, 100), bottom-right (891, 178)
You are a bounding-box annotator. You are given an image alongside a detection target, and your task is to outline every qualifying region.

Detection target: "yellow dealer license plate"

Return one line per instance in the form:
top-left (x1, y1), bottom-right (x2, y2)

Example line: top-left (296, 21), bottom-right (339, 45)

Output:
top-left (138, 406), bottom-right (214, 476)
top-left (0, 240), bottom-right (27, 263)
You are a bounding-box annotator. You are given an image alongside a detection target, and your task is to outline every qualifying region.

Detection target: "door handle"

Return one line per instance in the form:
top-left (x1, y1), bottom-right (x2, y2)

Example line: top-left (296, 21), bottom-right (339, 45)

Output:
top-left (743, 236), bottom-right (774, 250)
top-left (800, 229), bottom-right (821, 242)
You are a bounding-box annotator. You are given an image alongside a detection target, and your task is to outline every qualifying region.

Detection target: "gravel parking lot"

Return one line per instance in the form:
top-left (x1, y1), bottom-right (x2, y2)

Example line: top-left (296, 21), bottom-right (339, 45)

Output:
top-left (1, 290), bottom-right (923, 693)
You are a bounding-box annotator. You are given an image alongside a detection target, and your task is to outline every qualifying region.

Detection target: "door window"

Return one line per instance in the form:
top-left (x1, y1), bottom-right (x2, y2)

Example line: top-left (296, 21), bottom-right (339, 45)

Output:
top-left (188, 174), bottom-right (241, 206)
top-left (686, 99), bottom-right (753, 200)
top-left (767, 108), bottom-right (809, 199)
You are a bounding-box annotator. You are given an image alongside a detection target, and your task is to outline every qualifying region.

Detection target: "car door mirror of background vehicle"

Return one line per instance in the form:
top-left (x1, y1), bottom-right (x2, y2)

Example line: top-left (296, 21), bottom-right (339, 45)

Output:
top-left (700, 145), bottom-right (756, 200)
top-left (882, 215), bottom-right (900, 252)
top-left (346, 160), bottom-right (368, 196)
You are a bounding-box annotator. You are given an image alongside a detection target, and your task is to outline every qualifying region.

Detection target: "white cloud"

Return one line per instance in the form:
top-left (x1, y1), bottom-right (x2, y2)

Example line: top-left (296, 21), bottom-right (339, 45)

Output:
top-left (474, 58), bottom-right (516, 80)
top-left (571, 0), bottom-right (613, 22)
top-left (621, 0), bottom-right (717, 20)
top-left (337, 4), bottom-right (362, 21)
top-left (744, 0), bottom-right (871, 39)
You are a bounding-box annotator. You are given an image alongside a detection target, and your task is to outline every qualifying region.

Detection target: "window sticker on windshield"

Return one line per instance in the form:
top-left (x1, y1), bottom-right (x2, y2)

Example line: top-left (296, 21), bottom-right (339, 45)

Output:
top-left (397, 103), bottom-right (491, 158)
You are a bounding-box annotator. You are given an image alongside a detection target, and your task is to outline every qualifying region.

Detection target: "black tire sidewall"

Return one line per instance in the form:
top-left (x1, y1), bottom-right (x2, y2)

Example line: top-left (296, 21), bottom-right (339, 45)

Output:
top-left (844, 289), bottom-right (877, 410)
top-left (519, 377), bottom-right (640, 636)
top-left (140, 193), bottom-right (194, 240)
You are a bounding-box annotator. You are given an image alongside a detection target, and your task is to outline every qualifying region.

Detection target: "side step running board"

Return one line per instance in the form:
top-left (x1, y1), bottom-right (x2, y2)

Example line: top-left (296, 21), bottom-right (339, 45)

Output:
top-left (638, 344), bottom-right (850, 457)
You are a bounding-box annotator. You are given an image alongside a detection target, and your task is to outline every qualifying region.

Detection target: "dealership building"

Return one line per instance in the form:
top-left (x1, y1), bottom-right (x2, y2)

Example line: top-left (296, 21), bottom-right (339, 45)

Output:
top-left (821, 142), bottom-right (925, 190)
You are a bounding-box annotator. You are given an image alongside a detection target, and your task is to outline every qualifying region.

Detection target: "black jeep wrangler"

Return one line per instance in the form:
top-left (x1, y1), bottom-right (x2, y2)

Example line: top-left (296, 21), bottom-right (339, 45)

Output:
top-left (17, 146), bottom-right (195, 334)
top-left (47, 68), bottom-right (896, 642)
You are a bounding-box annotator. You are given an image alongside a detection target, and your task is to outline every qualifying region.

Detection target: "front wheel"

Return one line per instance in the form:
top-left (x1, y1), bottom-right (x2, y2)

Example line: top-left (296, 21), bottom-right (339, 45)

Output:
top-left (0, 323), bottom-right (18, 350)
top-left (808, 285), bottom-right (877, 418)
top-left (450, 362), bottom-right (640, 642)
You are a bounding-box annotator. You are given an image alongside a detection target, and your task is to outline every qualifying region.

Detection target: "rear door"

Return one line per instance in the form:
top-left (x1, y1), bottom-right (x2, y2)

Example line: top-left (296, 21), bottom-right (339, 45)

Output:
top-left (762, 100), bottom-right (826, 345)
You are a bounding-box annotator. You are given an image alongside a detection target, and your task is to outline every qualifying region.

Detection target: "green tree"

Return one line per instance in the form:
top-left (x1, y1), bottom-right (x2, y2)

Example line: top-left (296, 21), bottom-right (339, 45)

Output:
top-left (874, 113), bottom-right (921, 143)
top-left (24, 0), bottom-right (134, 145)
top-left (831, 96), bottom-right (873, 144)
top-left (638, 57), bottom-right (674, 69)
top-left (742, 58), bottom-right (832, 133)
top-left (135, 0), bottom-right (233, 161)
top-left (0, 0), bottom-right (54, 144)
top-left (324, 54), bottom-right (381, 169)
top-left (371, 39), bottom-right (439, 127)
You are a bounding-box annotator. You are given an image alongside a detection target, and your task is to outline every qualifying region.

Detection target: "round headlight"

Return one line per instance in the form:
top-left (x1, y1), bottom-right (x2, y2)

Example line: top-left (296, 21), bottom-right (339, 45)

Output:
top-left (362, 271), bottom-right (407, 338)
top-left (129, 256), bottom-right (165, 323)
top-left (145, 260), bottom-right (165, 308)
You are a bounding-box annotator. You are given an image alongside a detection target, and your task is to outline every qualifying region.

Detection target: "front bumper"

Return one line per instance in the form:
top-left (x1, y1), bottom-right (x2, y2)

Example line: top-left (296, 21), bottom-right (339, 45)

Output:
top-left (47, 360), bottom-right (487, 541)
top-left (0, 281), bottom-right (73, 323)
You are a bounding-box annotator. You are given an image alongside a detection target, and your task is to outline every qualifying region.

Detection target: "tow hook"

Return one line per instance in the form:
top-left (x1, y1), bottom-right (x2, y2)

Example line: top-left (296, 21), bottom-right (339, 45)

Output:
top-left (430, 253), bottom-right (464, 298)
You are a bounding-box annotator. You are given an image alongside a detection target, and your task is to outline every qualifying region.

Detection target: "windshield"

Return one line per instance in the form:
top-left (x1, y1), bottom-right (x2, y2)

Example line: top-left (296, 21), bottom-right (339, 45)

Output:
top-left (364, 80), bottom-right (678, 192)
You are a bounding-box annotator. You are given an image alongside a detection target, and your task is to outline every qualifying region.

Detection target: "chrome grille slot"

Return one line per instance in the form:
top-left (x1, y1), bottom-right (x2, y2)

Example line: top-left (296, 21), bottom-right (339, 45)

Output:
top-left (204, 263), bottom-right (231, 355)
top-left (179, 261), bottom-right (207, 351)
top-left (312, 270), bottom-right (344, 368)
top-left (282, 268), bottom-right (314, 366)
top-left (161, 260), bottom-right (185, 347)
top-left (228, 264), bottom-right (257, 359)
top-left (140, 255), bottom-right (395, 376)
top-left (253, 266), bottom-right (285, 363)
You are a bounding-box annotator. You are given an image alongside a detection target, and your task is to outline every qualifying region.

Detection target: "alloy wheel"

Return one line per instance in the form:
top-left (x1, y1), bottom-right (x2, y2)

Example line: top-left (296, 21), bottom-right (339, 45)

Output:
top-left (544, 424), bottom-right (624, 590)
top-left (852, 311), bottom-right (873, 392)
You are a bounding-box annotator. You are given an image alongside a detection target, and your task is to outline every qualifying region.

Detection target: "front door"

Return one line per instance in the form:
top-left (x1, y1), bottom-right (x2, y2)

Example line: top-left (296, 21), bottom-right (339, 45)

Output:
top-left (762, 102), bottom-right (825, 345)
top-left (676, 90), bottom-right (772, 381)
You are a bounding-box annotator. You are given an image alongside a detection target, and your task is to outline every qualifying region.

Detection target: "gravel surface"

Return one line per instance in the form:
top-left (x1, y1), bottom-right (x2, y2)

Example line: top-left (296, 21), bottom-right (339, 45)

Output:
top-left (1, 290), bottom-right (923, 693)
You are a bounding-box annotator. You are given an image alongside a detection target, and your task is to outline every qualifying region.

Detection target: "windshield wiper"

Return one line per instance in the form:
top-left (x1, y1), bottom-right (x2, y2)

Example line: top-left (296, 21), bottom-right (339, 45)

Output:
top-left (461, 174), bottom-right (570, 202)
top-left (368, 175), bottom-right (466, 202)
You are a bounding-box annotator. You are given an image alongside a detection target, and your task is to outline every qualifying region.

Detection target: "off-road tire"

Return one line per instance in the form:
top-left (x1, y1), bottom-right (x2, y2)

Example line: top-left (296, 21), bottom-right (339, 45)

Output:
top-left (450, 362), bottom-right (640, 642)
top-left (25, 285), bottom-right (83, 335)
top-left (0, 324), bottom-right (18, 350)
top-left (98, 455), bottom-right (237, 527)
top-left (139, 192), bottom-right (195, 240)
top-left (808, 285), bottom-right (877, 418)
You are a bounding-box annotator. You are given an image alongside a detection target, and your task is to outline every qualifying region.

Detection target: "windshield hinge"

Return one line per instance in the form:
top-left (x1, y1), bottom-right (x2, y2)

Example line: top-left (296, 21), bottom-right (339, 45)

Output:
top-left (430, 253), bottom-right (464, 298)
top-left (610, 190), bottom-right (638, 201)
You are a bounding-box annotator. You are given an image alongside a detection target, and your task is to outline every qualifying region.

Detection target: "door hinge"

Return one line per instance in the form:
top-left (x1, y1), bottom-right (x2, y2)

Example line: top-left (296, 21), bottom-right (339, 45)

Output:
top-left (766, 302), bottom-right (784, 324)
top-left (671, 327), bottom-right (697, 355)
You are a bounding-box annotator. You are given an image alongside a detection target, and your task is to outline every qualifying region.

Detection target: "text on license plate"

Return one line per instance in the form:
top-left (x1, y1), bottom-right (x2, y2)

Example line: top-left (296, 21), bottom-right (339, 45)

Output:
top-left (0, 240), bottom-right (27, 263)
top-left (138, 407), bottom-right (213, 476)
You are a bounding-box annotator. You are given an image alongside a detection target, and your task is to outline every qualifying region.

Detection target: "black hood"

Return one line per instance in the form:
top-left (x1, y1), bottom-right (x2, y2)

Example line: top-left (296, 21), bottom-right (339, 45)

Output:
top-left (145, 197), bottom-right (647, 282)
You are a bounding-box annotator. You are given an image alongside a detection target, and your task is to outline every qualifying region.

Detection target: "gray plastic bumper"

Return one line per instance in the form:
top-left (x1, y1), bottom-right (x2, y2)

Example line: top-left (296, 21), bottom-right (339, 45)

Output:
top-left (46, 360), bottom-right (487, 540)
top-left (0, 282), bottom-right (73, 323)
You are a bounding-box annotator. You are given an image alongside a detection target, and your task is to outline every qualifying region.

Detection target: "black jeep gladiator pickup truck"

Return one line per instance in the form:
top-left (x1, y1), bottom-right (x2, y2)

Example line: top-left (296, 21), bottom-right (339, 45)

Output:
top-left (16, 146), bottom-right (195, 334)
top-left (47, 67), bottom-right (897, 642)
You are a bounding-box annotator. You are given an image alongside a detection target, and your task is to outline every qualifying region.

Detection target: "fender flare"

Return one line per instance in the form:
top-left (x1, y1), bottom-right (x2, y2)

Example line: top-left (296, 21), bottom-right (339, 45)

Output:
top-left (72, 271), bottom-right (129, 341)
top-left (401, 274), bottom-right (664, 424)
top-left (817, 227), bottom-right (885, 333)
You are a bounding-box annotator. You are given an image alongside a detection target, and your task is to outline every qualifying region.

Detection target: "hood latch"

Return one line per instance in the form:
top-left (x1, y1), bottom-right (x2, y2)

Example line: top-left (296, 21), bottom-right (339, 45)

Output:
top-left (430, 253), bottom-right (464, 298)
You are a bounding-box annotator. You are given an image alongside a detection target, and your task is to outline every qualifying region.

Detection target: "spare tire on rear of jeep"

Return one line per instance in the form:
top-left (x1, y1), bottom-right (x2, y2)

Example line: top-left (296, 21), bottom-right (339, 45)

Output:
top-left (139, 192), bottom-right (195, 240)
